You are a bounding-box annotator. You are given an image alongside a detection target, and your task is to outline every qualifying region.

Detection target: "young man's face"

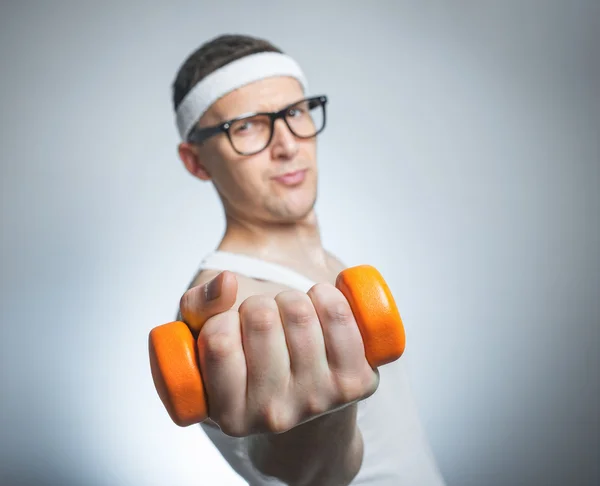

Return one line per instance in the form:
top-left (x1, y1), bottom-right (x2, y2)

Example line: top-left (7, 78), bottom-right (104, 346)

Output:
top-left (180, 76), bottom-right (320, 225)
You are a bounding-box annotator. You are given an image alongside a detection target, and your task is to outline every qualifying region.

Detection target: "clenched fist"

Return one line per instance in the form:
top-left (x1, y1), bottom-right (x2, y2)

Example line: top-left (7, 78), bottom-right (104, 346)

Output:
top-left (179, 270), bottom-right (380, 437)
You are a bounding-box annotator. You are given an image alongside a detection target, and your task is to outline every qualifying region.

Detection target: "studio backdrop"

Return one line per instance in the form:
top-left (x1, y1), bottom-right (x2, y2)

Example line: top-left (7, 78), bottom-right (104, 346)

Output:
top-left (1, 1), bottom-right (598, 485)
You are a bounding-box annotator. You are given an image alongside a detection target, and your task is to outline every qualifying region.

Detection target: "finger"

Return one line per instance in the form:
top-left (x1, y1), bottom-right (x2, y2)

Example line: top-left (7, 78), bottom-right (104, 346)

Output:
top-left (308, 283), bottom-right (366, 376)
top-left (197, 310), bottom-right (247, 436)
top-left (180, 271), bottom-right (238, 334)
top-left (239, 295), bottom-right (290, 410)
top-left (275, 290), bottom-right (328, 383)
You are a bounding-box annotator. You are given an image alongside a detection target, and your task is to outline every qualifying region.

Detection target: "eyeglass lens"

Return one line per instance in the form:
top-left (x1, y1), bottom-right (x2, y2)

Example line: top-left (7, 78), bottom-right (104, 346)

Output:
top-left (228, 98), bottom-right (325, 155)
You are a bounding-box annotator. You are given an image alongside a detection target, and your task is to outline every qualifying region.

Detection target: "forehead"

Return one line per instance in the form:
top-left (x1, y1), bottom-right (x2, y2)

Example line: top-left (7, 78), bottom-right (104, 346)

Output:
top-left (201, 76), bottom-right (306, 125)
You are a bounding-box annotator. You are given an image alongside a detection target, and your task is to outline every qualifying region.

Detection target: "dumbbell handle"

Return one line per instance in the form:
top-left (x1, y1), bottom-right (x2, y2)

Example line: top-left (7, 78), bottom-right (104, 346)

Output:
top-left (149, 265), bottom-right (405, 427)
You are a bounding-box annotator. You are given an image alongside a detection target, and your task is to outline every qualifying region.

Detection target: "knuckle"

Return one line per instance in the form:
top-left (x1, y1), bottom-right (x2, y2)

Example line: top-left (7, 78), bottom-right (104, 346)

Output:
top-left (179, 287), bottom-right (197, 315)
top-left (308, 282), bottom-right (335, 300)
top-left (304, 393), bottom-right (328, 417)
top-left (336, 377), bottom-right (364, 404)
top-left (309, 284), bottom-right (354, 324)
top-left (217, 415), bottom-right (247, 438)
top-left (335, 370), bottom-right (379, 404)
top-left (202, 309), bottom-right (236, 333)
top-left (325, 300), bottom-right (354, 324)
top-left (278, 294), bottom-right (315, 325)
top-left (366, 369), bottom-right (381, 397)
top-left (241, 297), bottom-right (279, 332)
top-left (259, 401), bottom-right (293, 434)
top-left (199, 331), bottom-right (235, 361)
top-left (179, 290), bottom-right (189, 311)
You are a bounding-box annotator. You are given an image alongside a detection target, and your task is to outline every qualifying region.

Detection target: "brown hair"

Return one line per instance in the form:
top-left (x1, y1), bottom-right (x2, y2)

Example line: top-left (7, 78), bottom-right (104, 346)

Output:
top-left (172, 34), bottom-right (283, 111)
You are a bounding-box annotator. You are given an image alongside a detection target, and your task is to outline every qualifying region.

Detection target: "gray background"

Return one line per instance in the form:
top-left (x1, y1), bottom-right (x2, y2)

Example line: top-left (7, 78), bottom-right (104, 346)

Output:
top-left (1, 1), bottom-right (598, 485)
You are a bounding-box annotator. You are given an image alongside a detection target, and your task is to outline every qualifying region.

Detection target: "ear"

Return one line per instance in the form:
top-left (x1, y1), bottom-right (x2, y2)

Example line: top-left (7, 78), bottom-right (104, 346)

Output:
top-left (178, 143), bottom-right (211, 181)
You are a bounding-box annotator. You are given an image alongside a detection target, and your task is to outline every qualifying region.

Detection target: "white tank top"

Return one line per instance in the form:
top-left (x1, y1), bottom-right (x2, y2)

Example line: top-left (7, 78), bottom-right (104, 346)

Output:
top-left (195, 251), bottom-right (446, 485)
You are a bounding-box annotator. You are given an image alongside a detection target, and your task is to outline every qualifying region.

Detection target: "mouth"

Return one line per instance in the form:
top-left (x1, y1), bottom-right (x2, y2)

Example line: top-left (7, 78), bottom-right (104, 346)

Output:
top-left (272, 169), bottom-right (308, 186)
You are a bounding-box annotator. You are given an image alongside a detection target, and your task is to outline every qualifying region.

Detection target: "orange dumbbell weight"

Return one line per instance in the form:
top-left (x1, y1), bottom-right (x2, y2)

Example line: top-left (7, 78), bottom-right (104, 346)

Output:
top-left (148, 265), bottom-right (406, 427)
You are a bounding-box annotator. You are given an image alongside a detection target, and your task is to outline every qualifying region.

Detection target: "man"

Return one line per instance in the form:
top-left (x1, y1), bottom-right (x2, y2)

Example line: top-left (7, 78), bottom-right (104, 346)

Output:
top-left (171, 34), bottom-right (445, 485)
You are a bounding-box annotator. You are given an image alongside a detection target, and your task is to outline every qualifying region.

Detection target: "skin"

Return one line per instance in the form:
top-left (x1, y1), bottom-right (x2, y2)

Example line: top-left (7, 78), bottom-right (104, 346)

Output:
top-left (176, 76), bottom-right (377, 485)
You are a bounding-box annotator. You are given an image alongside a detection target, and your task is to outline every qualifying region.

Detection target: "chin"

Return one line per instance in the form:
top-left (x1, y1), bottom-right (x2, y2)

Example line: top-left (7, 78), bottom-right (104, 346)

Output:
top-left (282, 196), bottom-right (318, 222)
top-left (263, 175), bottom-right (318, 221)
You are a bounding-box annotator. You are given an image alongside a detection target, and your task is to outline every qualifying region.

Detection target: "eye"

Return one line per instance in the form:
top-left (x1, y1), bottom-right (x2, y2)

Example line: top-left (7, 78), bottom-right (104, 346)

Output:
top-left (287, 106), bottom-right (306, 117)
top-left (234, 121), bottom-right (252, 133)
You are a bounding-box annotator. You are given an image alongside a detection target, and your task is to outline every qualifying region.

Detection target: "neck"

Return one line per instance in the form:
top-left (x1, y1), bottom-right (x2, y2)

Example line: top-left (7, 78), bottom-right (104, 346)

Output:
top-left (217, 210), bottom-right (329, 270)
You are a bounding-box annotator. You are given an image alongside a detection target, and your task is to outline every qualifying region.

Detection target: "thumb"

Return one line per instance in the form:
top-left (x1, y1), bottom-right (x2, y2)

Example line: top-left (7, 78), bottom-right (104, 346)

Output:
top-left (179, 271), bottom-right (238, 335)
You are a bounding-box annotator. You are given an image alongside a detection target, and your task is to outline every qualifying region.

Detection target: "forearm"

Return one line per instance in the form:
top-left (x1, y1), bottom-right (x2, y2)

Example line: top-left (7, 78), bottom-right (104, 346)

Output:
top-left (248, 404), bottom-right (363, 486)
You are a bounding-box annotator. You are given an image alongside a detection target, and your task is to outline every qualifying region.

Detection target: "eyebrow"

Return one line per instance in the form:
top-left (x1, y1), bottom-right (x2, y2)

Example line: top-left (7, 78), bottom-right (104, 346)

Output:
top-left (219, 97), bottom-right (305, 123)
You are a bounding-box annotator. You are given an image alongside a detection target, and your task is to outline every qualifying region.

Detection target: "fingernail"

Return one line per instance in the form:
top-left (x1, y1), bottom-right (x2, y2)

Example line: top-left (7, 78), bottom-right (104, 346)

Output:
top-left (205, 273), bottom-right (222, 302)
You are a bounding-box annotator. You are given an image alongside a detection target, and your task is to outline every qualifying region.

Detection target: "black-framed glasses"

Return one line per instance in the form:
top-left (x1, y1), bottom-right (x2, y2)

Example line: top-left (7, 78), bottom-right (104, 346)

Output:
top-left (187, 95), bottom-right (328, 156)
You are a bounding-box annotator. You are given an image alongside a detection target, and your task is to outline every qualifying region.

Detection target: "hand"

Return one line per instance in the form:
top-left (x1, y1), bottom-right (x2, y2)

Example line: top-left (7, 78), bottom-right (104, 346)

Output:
top-left (179, 271), bottom-right (380, 437)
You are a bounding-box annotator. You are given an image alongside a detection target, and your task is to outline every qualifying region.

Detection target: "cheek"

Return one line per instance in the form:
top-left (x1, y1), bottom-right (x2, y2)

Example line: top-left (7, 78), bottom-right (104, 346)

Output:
top-left (208, 146), bottom-right (263, 190)
top-left (300, 141), bottom-right (317, 164)
top-left (229, 161), bottom-right (269, 195)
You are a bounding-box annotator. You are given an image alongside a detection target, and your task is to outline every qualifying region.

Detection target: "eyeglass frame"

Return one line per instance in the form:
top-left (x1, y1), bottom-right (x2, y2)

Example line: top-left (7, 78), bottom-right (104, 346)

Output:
top-left (186, 95), bottom-right (328, 156)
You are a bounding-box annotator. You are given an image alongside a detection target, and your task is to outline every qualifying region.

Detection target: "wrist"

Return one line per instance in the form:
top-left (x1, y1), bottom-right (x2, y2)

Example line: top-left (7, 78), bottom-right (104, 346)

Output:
top-left (249, 404), bottom-right (363, 486)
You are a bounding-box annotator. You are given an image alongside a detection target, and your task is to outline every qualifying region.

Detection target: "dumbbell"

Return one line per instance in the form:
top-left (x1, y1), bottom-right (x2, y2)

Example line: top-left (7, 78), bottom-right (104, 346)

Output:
top-left (148, 264), bottom-right (406, 427)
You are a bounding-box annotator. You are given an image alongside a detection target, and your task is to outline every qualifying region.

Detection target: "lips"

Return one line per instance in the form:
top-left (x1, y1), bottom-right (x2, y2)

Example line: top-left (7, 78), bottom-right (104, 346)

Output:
top-left (272, 169), bottom-right (307, 186)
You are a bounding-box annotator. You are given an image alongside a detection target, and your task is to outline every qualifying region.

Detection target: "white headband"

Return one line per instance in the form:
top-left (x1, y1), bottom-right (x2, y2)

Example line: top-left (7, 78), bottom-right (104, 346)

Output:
top-left (175, 51), bottom-right (309, 140)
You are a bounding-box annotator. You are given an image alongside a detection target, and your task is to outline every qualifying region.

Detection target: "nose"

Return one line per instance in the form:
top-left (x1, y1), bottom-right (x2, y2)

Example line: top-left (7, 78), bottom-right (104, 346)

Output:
top-left (270, 118), bottom-right (299, 161)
